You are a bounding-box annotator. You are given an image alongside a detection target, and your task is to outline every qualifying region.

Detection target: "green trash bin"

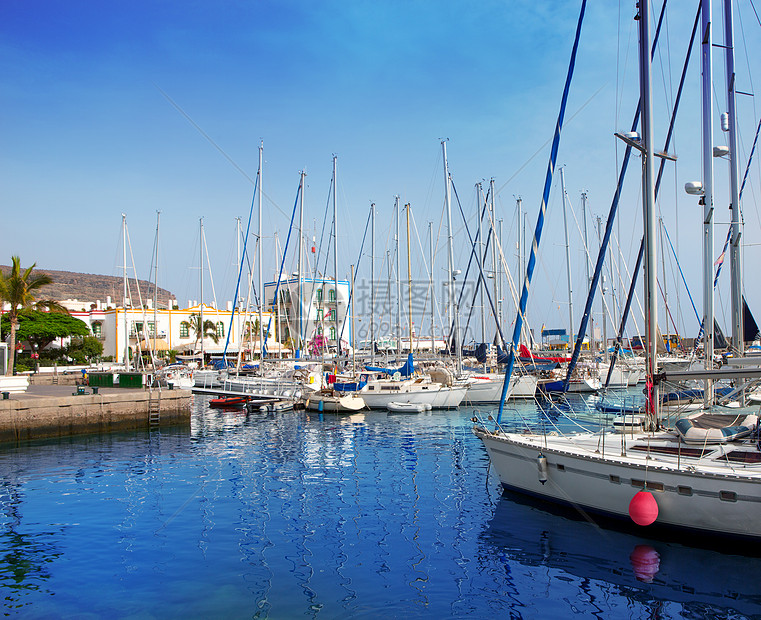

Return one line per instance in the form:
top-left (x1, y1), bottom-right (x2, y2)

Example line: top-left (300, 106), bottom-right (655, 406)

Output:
top-left (88, 373), bottom-right (114, 388)
top-left (117, 372), bottom-right (144, 388)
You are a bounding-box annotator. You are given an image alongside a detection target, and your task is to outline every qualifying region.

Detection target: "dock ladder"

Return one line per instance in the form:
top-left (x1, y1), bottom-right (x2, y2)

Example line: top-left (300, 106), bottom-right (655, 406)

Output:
top-left (149, 388), bottom-right (161, 427)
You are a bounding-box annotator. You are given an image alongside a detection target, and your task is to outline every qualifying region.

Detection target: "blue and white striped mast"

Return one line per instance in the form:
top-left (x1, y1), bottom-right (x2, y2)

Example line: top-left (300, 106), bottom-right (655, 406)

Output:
top-left (496, 0), bottom-right (587, 423)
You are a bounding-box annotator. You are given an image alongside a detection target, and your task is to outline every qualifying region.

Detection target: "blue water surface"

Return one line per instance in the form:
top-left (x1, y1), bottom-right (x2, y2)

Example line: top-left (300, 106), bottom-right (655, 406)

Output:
top-left (1, 395), bottom-right (760, 618)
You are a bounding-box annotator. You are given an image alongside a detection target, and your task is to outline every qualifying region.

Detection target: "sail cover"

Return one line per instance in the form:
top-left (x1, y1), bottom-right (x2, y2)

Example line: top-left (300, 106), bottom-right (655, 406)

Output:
top-left (744, 297), bottom-right (760, 343)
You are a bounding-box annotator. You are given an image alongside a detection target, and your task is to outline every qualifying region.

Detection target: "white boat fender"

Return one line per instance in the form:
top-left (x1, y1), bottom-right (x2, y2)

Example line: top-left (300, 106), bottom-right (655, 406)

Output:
top-left (537, 453), bottom-right (548, 485)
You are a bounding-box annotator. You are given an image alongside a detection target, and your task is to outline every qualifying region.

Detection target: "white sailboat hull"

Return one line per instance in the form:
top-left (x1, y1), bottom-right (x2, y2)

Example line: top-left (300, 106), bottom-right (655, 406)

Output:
top-left (305, 393), bottom-right (366, 412)
top-left (465, 374), bottom-right (538, 403)
top-left (474, 426), bottom-right (761, 540)
top-left (360, 384), bottom-right (467, 409)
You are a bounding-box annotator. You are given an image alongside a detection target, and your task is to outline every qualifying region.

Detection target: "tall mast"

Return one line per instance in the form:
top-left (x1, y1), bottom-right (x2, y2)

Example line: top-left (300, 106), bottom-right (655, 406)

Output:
top-left (701, 0), bottom-right (715, 405)
top-left (257, 142), bottom-right (264, 370)
top-left (640, 0), bottom-right (659, 422)
top-left (122, 214), bottom-right (130, 371)
top-left (406, 203), bottom-right (413, 353)
top-left (153, 210), bottom-right (160, 366)
top-left (394, 196), bottom-right (402, 356)
top-left (298, 170), bottom-right (306, 357)
top-left (581, 190), bottom-right (592, 350)
top-left (490, 180), bottom-right (501, 347)
top-left (429, 221), bottom-right (435, 355)
top-left (476, 183), bottom-right (486, 345)
top-left (350, 264), bottom-right (356, 371)
top-left (559, 167), bottom-right (575, 346)
top-left (370, 203), bottom-right (376, 364)
top-left (442, 140), bottom-right (461, 375)
top-left (724, 0), bottom-right (742, 360)
top-left (332, 155), bottom-right (340, 357)
top-left (200, 217), bottom-right (205, 365)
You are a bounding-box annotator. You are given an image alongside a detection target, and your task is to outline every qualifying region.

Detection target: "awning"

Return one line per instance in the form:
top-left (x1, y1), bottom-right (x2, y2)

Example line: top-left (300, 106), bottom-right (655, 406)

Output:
top-left (137, 338), bottom-right (170, 351)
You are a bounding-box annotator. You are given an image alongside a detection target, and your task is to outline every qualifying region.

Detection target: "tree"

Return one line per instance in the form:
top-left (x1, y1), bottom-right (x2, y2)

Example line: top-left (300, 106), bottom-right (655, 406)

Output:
top-left (0, 257), bottom-right (65, 375)
top-left (188, 312), bottom-right (220, 352)
top-left (0, 309), bottom-right (90, 351)
top-left (67, 335), bottom-right (104, 364)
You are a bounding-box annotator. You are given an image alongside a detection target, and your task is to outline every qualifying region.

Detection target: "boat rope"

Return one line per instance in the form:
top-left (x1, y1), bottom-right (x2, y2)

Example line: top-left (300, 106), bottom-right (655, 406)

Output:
top-left (496, 0), bottom-right (587, 425)
top-left (605, 3), bottom-right (700, 389)
top-left (222, 173), bottom-right (259, 360)
top-left (337, 208), bottom-right (372, 346)
top-left (262, 182), bottom-right (303, 356)
top-left (449, 179), bottom-right (507, 350)
top-left (565, 0), bottom-right (669, 393)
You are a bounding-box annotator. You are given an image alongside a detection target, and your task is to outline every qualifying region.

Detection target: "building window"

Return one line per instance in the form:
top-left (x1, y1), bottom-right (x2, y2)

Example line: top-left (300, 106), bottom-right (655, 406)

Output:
top-left (317, 326), bottom-right (323, 336)
top-left (133, 322), bottom-right (144, 336)
top-left (148, 322), bottom-right (155, 336)
top-left (330, 326), bottom-right (336, 341)
top-left (216, 322), bottom-right (225, 338)
top-left (316, 308), bottom-right (323, 322)
top-left (328, 288), bottom-right (336, 302)
top-left (180, 322), bottom-right (190, 338)
top-left (316, 288), bottom-right (323, 302)
top-left (92, 322), bottom-right (102, 337)
top-left (329, 308), bottom-right (336, 322)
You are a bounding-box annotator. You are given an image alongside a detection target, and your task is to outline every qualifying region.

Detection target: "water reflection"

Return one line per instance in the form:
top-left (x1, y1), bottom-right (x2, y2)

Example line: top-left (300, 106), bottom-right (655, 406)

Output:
top-left (482, 491), bottom-right (761, 618)
top-left (0, 479), bottom-right (63, 614)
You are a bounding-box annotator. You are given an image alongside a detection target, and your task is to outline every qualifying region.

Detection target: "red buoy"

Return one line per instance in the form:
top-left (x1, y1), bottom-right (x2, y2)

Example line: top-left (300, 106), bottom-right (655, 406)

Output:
top-left (629, 544), bottom-right (660, 583)
top-left (628, 490), bottom-right (658, 526)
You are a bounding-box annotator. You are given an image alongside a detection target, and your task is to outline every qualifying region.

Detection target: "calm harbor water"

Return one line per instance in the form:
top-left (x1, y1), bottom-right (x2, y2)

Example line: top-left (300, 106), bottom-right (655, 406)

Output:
top-left (2, 394), bottom-right (761, 618)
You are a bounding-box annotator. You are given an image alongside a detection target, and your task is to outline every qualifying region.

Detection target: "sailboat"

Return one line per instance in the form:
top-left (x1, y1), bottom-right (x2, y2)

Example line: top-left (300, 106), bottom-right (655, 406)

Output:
top-left (474, 0), bottom-right (761, 541)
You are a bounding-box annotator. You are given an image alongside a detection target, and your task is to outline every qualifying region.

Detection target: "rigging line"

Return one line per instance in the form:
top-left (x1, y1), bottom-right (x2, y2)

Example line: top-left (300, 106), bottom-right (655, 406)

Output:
top-left (338, 208), bottom-right (372, 345)
top-left (494, 83), bottom-right (606, 199)
top-left (263, 183), bottom-right (302, 355)
top-left (565, 0), bottom-right (670, 391)
top-left (747, 0), bottom-right (761, 27)
top-left (223, 174), bottom-right (260, 357)
top-left (154, 84), bottom-right (288, 219)
top-left (497, 0), bottom-right (588, 424)
top-left (449, 179), bottom-right (507, 347)
top-left (202, 227), bottom-right (218, 310)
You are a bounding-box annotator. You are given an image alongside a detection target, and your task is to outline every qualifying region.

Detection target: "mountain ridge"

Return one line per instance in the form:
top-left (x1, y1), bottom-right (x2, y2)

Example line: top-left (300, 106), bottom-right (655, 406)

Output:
top-left (0, 266), bottom-right (175, 309)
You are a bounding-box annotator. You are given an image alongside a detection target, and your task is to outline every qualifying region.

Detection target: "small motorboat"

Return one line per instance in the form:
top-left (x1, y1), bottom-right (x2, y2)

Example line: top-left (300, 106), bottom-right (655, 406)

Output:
top-left (386, 401), bottom-right (431, 413)
top-left (257, 400), bottom-right (295, 413)
top-left (209, 396), bottom-right (248, 408)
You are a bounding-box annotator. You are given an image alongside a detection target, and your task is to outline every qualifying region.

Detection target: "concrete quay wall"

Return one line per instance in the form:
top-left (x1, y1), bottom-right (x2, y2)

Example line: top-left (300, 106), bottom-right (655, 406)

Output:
top-left (0, 389), bottom-right (192, 444)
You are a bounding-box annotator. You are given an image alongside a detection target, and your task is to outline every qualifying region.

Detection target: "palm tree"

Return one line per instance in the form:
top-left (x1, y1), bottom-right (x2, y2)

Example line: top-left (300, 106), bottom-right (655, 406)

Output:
top-left (0, 256), bottom-right (64, 375)
top-left (188, 312), bottom-right (220, 353)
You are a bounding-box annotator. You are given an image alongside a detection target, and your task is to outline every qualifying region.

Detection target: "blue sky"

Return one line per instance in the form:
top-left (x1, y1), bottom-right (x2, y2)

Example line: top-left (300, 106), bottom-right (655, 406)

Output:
top-left (3, 1), bottom-right (761, 344)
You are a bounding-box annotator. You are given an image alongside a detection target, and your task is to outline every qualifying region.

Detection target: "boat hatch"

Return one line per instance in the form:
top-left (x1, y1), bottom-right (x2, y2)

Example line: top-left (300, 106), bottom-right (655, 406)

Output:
top-left (722, 450), bottom-right (761, 464)
top-left (629, 444), bottom-right (713, 458)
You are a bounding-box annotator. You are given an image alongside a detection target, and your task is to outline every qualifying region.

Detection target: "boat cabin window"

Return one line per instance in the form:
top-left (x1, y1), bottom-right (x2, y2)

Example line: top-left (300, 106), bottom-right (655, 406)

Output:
top-left (720, 491), bottom-right (738, 502)
top-left (609, 475), bottom-right (621, 484)
top-left (677, 486), bottom-right (693, 496)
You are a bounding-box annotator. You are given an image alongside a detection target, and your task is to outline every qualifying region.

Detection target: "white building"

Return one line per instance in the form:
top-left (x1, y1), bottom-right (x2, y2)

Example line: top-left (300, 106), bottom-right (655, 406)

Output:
top-left (68, 302), bottom-right (277, 363)
top-left (263, 276), bottom-right (351, 354)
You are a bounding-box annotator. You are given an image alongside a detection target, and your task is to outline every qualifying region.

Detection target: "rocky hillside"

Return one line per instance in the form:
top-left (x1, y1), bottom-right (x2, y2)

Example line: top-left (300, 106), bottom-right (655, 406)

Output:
top-left (0, 266), bottom-right (175, 309)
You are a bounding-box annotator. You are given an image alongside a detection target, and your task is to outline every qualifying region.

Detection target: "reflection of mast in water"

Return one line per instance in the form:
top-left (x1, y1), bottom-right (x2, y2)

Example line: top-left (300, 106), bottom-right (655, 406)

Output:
top-left (0, 479), bottom-right (64, 612)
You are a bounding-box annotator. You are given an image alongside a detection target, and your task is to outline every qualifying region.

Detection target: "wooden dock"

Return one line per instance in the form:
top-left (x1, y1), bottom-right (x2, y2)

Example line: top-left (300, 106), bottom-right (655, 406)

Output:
top-left (0, 384), bottom-right (192, 444)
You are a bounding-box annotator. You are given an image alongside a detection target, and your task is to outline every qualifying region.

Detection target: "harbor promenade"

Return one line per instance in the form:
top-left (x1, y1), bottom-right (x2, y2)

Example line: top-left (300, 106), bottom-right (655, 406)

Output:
top-left (0, 383), bottom-right (192, 444)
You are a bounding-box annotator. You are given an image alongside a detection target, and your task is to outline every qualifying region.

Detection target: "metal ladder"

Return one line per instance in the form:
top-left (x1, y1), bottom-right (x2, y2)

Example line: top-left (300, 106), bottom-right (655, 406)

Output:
top-left (149, 389), bottom-right (161, 427)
